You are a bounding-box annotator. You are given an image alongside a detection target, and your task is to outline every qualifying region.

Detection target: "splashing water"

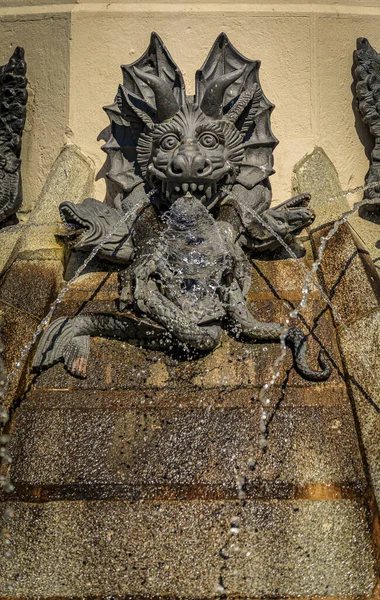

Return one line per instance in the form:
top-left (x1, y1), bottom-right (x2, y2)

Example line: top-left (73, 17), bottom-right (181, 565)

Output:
top-left (1, 181), bottom-right (380, 585)
top-left (223, 181), bottom-right (380, 432)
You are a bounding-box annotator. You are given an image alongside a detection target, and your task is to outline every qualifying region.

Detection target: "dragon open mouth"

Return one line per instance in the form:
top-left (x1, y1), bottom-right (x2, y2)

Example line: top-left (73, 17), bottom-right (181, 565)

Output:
top-left (158, 174), bottom-right (231, 207)
top-left (59, 204), bottom-right (89, 247)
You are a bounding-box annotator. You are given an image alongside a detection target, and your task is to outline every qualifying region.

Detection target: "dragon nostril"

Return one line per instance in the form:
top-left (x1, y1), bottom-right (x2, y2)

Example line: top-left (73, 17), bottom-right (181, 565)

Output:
top-left (172, 164), bottom-right (183, 175)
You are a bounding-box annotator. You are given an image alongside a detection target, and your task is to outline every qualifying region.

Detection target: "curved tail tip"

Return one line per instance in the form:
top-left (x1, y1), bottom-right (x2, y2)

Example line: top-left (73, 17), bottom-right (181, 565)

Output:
top-left (316, 350), bottom-right (331, 381)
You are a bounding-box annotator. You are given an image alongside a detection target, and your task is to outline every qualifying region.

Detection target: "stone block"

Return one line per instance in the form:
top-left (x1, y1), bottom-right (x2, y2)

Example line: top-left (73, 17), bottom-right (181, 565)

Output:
top-left (292, 147), bottom-right (349, 231)
top-left (0, 227), bottom-right (22, 276)
top-left (30, 144), bottom-right (94, 226)
top-left (313, 221), bottom-right (380, 325)
top-left (337, 309), bottom-right (380, 507)
top-left (348, 213), bottom-right (380, 270)
top-left (0, 260), bottom-right (62, 319)
top-left (51, 270), bottom-right (119, 319)
top-left (0, 260), bottom-right (63, 411)
top-left (0, 304), bottom-right (40, 413)
top-left (0, 499), bottom-right (375, 598)
top-left (248, 243), bottom-right (317, 302)
top-left (16, 224), bottom-right (65, 261)
top-left (21, 385), bottom-right (349, 412)
top-left (16, 144), bottom-right (95, 261)
top-left (8, 391), bottom-right (365, 501)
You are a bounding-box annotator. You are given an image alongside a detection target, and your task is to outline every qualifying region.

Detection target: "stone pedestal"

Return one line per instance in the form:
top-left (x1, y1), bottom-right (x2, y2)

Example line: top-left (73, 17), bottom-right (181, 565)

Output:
top-left (1, 228), bottom-right (379, 598)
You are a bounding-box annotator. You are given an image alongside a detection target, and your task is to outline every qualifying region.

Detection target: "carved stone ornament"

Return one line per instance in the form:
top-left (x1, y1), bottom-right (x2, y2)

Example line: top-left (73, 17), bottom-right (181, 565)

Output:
top-left (33, 33), bottom-right (330, 381)
top-left (354, 37), bottom-right (380, 218)
top-left (0, 47), bottom-right (27, 225)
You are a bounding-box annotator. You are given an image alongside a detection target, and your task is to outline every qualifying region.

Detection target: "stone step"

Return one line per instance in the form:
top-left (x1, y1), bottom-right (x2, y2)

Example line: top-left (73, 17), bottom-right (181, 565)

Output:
top-left (0, 499), bottom-right (376, 598)
top-left (6, 388), bottom-right (366, 502)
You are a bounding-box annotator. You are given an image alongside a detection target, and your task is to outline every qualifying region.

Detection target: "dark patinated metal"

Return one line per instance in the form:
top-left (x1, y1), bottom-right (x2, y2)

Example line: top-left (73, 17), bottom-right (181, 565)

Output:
top-left (0, 47), bottom-right (27, 225)
top-left (33, 33), bottom-right (330, 381)
top-left (354, 37), bottom-right (380, 218)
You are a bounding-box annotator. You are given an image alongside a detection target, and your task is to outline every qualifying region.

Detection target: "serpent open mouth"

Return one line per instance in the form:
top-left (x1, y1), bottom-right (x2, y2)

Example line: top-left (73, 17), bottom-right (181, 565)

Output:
top-left (59, 203), bottom-right (90, 248)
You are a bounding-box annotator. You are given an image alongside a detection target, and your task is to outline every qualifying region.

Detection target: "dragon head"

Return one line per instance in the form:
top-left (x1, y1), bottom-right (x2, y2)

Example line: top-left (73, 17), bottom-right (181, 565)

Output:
top-left (138, 101), bottom-right (245, 207)
top-left (103, 33), bottom-right (277, 210)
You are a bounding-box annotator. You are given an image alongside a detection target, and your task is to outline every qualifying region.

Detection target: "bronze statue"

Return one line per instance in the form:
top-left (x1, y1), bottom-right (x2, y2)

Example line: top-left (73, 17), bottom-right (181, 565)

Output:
top-left (354, 37), bottom-right (380, 218)
top-left (33, 33), bottom-right (330, 381)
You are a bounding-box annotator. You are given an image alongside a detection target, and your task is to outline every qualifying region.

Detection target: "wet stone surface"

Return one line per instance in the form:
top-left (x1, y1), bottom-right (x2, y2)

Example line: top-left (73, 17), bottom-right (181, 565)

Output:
top-left (7, 392), bottom-right (366, 501)
top-left (0, 500), bottom-right (376, 598)
top-left (1, 243), bottom-right (379, 597)
top-left (338, 308), bottom-right (380, 506)
top-left (313, 222), bottom-right (380, 325)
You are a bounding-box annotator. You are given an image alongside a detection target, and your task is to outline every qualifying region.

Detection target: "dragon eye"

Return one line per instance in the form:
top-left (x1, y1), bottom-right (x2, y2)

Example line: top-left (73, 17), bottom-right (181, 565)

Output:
top-left (160, 134), bottom-right (180, 151)
top-left (199, 132), bottom-right (219, 149)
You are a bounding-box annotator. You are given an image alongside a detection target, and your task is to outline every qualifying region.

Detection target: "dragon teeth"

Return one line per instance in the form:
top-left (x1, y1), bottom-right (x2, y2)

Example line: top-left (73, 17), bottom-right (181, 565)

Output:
top-left (182, 183), bottom-right (189, 193)
top-left (175, 185), bottom-right (180, 193)
top-left (198, 184), bottom-right (204, 191)
top-left (190, 183), bottom-right (197, 192)
top-left (205, 186), bottom-right (212, 199)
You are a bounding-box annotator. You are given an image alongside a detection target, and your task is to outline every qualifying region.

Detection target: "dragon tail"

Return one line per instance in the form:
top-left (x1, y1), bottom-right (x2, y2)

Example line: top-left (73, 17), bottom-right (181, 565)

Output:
top-left (286, 326), bottom-right (331, 381)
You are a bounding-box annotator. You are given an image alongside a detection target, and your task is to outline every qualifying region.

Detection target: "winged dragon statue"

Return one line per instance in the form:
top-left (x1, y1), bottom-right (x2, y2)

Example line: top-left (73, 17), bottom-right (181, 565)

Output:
top-left (33, 33), bottom-right (330, 381)
top-left (0, 47), bottom-right (27, 226)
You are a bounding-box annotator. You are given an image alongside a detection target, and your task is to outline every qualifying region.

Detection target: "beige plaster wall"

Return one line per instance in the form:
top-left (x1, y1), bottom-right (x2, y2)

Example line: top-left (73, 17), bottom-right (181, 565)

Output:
top-left (2, 2), bottom-right (380, 208)
top-left (0, 7), bottom-right (70, 211)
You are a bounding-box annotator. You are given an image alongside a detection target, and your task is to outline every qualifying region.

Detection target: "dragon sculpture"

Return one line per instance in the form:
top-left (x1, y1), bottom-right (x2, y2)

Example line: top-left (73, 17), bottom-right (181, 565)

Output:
top-left (354, 37), bottom-right (380, 218)
top-left (33, 33), bottom-right (330, 381)
top-left (0, 47), bottom-right (27, 225)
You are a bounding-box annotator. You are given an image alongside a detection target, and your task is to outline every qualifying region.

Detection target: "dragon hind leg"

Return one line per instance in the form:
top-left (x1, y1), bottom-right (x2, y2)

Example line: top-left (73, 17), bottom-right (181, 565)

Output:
top-left (33, 310), bottom-right (211, 379)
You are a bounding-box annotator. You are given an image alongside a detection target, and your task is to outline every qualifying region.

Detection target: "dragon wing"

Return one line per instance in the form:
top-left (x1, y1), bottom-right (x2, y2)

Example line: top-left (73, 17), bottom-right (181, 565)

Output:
top-left (0, 47), bottom-right (27, 223)
top-left (0, 47), bottom-right (27, 149)
top-left (354, 37), bottom-right (380, 140)
top-left (103, 32), bottom-right (185, 197)
top-left (195, 33), bottom-right (278, 190)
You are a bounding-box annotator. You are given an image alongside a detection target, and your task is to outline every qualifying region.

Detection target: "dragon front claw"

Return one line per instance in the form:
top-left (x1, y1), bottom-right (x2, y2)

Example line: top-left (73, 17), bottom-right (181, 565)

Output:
top-left (33, 317), bottom-right (90, 378)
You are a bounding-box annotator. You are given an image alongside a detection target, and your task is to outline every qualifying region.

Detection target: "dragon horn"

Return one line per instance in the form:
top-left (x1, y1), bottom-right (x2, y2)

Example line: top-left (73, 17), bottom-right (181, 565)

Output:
top-left (200, 67), bottom-right (246, 119)
top-left (133, 66), bottom-right (179, 122)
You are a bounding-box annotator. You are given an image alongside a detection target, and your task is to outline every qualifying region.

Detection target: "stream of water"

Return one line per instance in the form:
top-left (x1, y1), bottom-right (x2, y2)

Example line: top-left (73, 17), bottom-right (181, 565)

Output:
top-left (0, 188), bottom-right (156, 559)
